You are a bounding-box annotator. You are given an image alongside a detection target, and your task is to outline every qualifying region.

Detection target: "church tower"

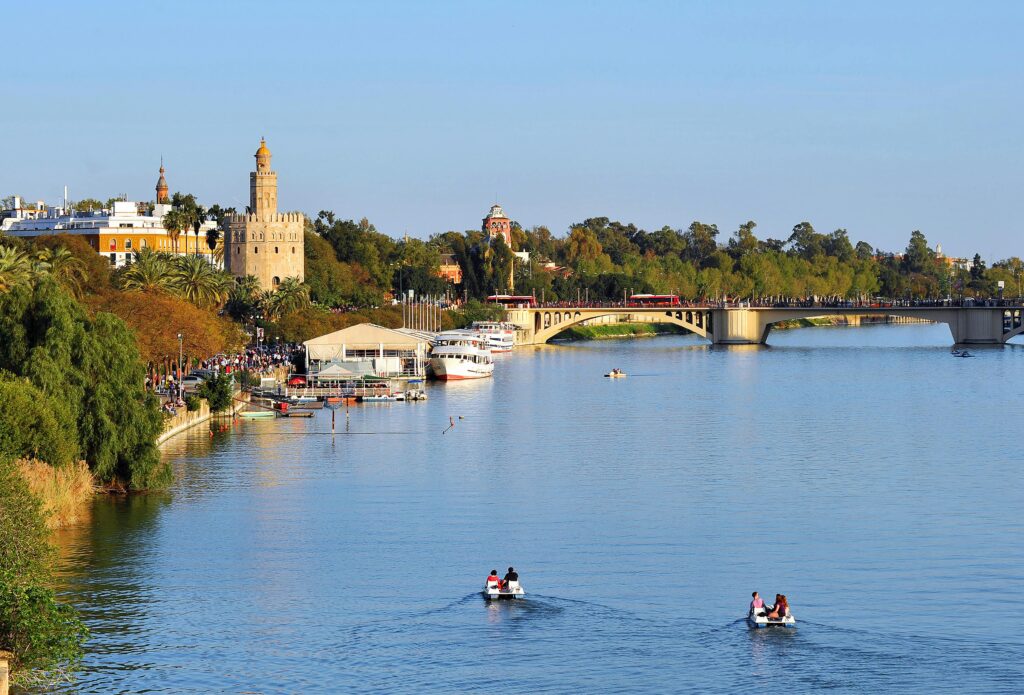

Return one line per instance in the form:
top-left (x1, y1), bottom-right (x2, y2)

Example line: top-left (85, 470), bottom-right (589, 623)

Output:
top-left (155, 160), bottom-right (169, 204)
top-left (223, 137), bottom-right (305, 291)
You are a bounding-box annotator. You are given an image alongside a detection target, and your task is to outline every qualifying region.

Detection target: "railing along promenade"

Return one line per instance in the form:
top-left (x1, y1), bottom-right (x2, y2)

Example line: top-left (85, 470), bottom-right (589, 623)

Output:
top-left (504, 297), bottom-right (1024, 346)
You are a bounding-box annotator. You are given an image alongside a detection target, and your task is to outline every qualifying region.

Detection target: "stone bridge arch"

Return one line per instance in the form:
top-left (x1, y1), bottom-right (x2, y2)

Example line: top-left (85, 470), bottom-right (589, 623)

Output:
top-left (530, 309), bottom-right (710, 344)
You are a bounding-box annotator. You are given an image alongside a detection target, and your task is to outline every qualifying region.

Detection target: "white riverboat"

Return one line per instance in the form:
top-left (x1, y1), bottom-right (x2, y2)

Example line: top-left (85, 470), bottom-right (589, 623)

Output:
top-left (429, 332), bottom-right (494, 381)
top-left (470, 321), bottom-right (516, 352)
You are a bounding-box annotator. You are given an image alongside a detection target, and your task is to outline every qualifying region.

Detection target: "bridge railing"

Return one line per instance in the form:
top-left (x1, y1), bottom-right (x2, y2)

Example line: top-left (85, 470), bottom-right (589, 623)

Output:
top-left (525, 297), bottom-right (1024, 310)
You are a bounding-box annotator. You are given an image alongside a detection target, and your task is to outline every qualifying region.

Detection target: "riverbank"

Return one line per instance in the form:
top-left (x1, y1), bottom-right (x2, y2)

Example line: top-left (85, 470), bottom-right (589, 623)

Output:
top-left (772, 314), bottom-right (933, 330)
top-left (16, 459), bottom-right (94, 530)
top-left (554, 322), bottom-right (688, 341)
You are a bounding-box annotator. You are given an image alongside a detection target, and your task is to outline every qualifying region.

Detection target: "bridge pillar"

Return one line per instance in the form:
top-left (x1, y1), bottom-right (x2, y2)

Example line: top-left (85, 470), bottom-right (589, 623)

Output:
top-left (946, 308), bottom-right (1006, 345)
top-left (710, 309), bottom-right (772, 345)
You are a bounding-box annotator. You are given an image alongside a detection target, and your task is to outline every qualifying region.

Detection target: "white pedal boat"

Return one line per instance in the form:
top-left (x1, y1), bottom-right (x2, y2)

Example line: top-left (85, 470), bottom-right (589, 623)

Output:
top-left (748, 608), bottom-right (796, 628)
top-left (483, 580), bottom-right (525, 600)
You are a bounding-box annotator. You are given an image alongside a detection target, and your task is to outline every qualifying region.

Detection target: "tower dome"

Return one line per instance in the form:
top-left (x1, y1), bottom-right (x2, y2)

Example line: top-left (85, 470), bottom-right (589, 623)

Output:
top-left (255, 137), bottom-right (272, 172)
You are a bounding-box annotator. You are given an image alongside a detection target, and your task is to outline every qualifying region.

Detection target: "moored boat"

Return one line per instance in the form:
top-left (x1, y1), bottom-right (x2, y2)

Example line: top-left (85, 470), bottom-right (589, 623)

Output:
top-left (429, 332), bottom-right (494, 380)
top-left (470, 321), bottom-right (516, 352)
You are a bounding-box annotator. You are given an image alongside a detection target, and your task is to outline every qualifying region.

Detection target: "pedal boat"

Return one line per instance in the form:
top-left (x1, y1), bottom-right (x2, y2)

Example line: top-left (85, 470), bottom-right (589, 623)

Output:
top-left (604, 371), bottom-right (627, 378)
top-left (483, 580), bottom-right (525, 600)
top-left (748, 608), bottom-right (796, 628)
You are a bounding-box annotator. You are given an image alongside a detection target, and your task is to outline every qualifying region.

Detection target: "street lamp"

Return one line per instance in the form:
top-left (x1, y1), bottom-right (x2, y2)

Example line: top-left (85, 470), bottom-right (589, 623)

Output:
top-left (177, 332), bottom-right (183, 385)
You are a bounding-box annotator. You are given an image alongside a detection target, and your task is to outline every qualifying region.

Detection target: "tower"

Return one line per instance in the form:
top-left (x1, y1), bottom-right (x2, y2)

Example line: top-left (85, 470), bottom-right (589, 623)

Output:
top-left (483, 204), bottom-right (512, 246)
top-left (155, 159), bottom-right (169, 204)
top-left (250, 137), bottom-right (278, 216)
top-left (223, 137), bottom-right (305, 291)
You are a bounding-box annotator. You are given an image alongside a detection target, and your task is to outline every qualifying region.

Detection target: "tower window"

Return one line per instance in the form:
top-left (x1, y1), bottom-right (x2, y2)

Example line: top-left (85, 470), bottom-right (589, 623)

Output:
top-left (274, 246), bottom-right (279, 254)
top-left (254, 247), bottom-right (259, 254)
top-left (236, 247), bottom-right (240, 254)
top-left (292, 247), bottom-right (296, 254)
top-left (272, 276), bottom-right (280, 287)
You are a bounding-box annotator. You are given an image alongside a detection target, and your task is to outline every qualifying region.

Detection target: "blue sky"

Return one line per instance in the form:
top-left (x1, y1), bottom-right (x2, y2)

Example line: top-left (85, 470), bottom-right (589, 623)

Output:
top-left (3, 1), bottom-right (1021, 258)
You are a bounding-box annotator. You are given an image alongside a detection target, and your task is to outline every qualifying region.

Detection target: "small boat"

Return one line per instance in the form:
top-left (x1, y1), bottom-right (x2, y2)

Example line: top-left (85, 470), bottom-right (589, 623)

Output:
top-left (482, 580), bottom-right (525, 601)
top-left (278, 410), bottom-right (315, 418)
top-left (604, 369), bottom-right (627, 378)
top-left (239, 410), bottom-right (276, 419)
top-left (747, 608), bottom-right (796, 628)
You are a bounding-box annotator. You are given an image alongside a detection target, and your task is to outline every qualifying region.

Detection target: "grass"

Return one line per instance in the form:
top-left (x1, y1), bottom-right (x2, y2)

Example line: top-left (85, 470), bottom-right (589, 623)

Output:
top-left (16, 459), bottom-right (94, 529)
top-left (556, 322), bottom-right (688, 341)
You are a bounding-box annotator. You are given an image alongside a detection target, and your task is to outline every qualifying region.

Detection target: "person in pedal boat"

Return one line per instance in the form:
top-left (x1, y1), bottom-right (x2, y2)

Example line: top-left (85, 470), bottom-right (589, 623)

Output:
top-left (486, 570), bottom-right (501, 587)
top-left (750, 591), bottom-right (765, 616)
top-left (767, 594), bottom-right (788, 619)
top-left (502, 567), bottom-right (519, 589)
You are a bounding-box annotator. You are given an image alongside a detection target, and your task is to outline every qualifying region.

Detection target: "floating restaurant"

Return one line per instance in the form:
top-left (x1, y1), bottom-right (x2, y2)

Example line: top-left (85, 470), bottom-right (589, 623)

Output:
top-left (302, 323), bottom-right (429, 381)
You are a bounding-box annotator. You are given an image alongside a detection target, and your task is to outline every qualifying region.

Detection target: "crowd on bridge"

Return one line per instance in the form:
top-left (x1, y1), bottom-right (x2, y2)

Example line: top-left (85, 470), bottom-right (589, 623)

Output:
top-left (530, 296), bottom-right (1023, 310)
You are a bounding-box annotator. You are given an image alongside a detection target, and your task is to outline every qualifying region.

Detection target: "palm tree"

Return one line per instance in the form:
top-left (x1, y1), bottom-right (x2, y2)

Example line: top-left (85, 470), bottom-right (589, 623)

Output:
top-left (171, 255), bottom-right (230, 308)
top-left (225, 274), bottom-right (263, 321)
top-left (0, 245), bottom-right (33, 293)
top-left (118, 248), bottom-right (175, 293)
top-left (191, 204), bottom-right (207, 258)
top-left (264, 277), bottom-right (310, 320)
top-left (36, 247), bottom-right (88, 297)
top-left (163, 209), bottom-right (186, 255)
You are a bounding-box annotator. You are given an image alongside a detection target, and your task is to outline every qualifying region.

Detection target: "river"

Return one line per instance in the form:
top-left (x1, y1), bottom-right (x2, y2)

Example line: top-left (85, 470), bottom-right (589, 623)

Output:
top-left (53, 324), bottom-right (1023, 693)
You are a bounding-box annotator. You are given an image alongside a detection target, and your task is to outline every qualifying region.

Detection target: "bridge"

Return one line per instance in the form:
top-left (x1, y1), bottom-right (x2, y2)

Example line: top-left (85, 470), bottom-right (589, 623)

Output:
top-left (505, 304), bottom-right (1024, 346)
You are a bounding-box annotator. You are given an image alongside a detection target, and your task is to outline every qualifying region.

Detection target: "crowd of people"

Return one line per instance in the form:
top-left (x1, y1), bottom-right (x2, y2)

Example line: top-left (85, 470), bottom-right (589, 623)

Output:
top-left (196, 344), bottom-right (299, 375)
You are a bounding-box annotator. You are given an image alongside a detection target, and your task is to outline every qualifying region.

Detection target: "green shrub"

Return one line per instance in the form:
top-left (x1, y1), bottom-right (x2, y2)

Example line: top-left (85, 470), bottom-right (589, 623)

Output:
top-left (0, 457), bottom-right (87, 678)
top-left (184, 395), bottom-right (202, 412)
top-left (197, 374), bottom-right (234, 412)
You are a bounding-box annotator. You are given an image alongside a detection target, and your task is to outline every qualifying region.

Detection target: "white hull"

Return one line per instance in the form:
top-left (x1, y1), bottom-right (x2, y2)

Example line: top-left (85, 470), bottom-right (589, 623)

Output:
top-left (430, 357), bottom-right (494, 380)
top-left (748, 610), bottom-right (796, 628)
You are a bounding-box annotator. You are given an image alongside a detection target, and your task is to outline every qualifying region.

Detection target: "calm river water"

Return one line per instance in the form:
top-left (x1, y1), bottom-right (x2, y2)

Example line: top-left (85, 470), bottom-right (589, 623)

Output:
top-left (53, 324), bottom-right (1024, 693)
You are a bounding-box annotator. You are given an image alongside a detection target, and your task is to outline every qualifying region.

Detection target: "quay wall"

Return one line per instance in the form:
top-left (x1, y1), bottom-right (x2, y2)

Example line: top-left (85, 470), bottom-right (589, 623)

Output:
top-left (157, 391), bottom-right (249, 446)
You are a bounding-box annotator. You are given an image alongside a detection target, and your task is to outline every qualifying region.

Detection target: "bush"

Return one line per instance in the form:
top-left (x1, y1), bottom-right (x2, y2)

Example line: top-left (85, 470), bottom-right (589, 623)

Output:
top-left (184, 395), bottom-right (202, 412)
top-left (0, 457), bottom-right (88, 677)
top-left (197, 374), bottom-right (234, 413)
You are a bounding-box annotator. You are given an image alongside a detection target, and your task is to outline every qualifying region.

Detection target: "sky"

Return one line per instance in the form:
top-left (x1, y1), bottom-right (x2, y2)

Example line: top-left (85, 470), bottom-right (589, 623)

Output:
top-left (3, 0), bottom-right (1022, 259)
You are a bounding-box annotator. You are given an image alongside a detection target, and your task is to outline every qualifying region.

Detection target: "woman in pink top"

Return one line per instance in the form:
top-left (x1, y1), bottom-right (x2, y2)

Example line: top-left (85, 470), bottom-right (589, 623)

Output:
top-left (750, 591), bottom-right (765, 615)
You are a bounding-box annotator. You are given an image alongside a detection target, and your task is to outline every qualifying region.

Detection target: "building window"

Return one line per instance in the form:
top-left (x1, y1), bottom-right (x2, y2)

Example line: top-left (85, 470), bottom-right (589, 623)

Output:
top-left (140, 238), bottom-right (147, 248)
top-left (292, 247), bottom-right (296, 254)
top-left (109, 253), bottom-right (116, 266)
top-left (236, 247), bottom-right (240, 255)
top-left (273, 276), bottom-right (280, 287)
top-left (109, 239), bottom-right (116, 251)
top-left (274, 246), bottom-right (279, 254)
top-left (125, 239), bottom-right (132, 251)
top-left (254, 247), bottom-right (259, 254)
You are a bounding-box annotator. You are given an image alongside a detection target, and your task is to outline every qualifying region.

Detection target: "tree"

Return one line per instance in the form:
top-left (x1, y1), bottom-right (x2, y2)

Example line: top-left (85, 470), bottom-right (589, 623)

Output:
top-left (34, 246), bottom-right (88, 298)
top-left (0, 245), bottom-right (33, 292)
top-left (0, 278), bottom-right (166, 488)
top-left (264, 277), bottom-right (310, 320)
top-left (903, 230), bottom-right (936, 275)
top-left (71, 198), bottom-right (104, 213)
top-left (170, 255), bottom-right (230, 308)
top-left (116, 248), bottom-right (175, 293)
top-left (162, 208), bottom-right (187, 255)
top-left (197, 374), bottom-right (233, 413)
top-left (682, 221), bottom-right (720, 267)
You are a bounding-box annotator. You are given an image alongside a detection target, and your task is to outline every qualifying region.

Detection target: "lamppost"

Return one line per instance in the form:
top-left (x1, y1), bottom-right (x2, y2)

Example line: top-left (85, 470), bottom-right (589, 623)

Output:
top-left (177, 332), bottom-right (183, 386)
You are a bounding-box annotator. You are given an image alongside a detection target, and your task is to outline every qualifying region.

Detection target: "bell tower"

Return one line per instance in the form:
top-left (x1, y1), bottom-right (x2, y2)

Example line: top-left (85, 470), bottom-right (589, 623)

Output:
top-left (250, 137), bottom-right (278, 218)
top-left (155, 159), bottom-right (169, 204)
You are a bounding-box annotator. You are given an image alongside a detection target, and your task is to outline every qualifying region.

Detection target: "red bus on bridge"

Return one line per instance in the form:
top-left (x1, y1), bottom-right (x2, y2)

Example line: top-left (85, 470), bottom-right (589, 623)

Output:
top-left (487, 295), bottom-right (537, 308)
top-left (627, 294), bottom-right (682, 308)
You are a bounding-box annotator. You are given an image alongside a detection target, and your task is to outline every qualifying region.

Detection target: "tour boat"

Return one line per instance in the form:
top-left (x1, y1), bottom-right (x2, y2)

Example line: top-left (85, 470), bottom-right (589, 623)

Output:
top-left (483, 580), bottom-right (526, 600)
top-left (429, 332), bottom-right (494, 381)
top-left (747, 608), bottom-right (796, 628)
top-left (470, 321), bottom-right (516, 352)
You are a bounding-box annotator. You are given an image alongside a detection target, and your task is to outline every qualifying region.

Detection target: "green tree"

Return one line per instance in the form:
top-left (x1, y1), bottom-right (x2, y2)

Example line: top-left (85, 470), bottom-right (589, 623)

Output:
top-left (264, 277), bottom-right (310, 320)
top-left (34, 247), bottom-right (88, 298)
top-left (170, 255), bottom-right (230, 308)
top-left (117, 248), bottom-right (175, 293)
top-left (197, 374), bottom-right (234, 413)
top-left (0, 245), bottom-right (34, 292)
top-left (0, 278), bottom-right (166, 488)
